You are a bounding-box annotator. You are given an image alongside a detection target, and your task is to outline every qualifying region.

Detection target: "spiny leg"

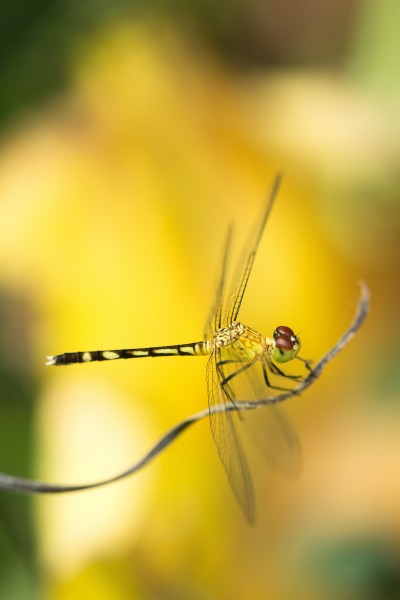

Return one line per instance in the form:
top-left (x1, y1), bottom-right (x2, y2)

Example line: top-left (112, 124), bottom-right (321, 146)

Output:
top-left (216, 358), bottom-right (257, 422)
top-left (218, 361), bottom-right (255, 402)
top-left (268, 361), bottom-right (303, 380)
top-left (262, 360), bottom-right (302, 393)
top-left (215, 359), bottom-right (244, 403)
top-left (295, 355), bottom-right (314, 371)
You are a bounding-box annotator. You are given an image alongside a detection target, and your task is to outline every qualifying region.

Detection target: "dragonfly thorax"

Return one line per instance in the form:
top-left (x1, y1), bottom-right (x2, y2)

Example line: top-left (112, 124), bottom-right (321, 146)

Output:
top-left (213, 321), bottom-right (246, 347)
top-left (211, 322), bottom-right (266, 361)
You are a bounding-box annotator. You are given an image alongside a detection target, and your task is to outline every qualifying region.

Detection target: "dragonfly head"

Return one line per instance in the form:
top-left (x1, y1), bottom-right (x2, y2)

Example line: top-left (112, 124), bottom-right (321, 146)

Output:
top-left (272, 325), bottom-right (300, 363)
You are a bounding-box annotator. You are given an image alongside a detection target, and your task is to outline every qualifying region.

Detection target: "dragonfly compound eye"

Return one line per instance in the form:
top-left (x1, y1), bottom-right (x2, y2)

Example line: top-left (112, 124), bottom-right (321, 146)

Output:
top-left (273, 325), bottom-right (295, 340)
top-left (272, 329), bottom-right (300, 363)
top-left (275, 335), bottom-right (294, 352)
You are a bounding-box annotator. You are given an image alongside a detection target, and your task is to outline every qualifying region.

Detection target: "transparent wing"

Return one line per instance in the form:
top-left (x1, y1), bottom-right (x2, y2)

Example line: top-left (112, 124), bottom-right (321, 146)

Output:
top-left (204, 225), bottom-right (233, 339)
top-left (206, 350), bottom-right (256, 523)
top-left (243, 398), bottom-right (302, 477)
top-left (215, 344), bottom-right (302, 478)
top-left (223, 175), bottom-right (282, 326)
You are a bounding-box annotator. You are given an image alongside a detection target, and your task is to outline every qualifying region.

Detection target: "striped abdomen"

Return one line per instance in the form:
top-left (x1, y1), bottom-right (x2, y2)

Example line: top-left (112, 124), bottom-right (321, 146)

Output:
top-left (47, 340), bottom-right (211, 366)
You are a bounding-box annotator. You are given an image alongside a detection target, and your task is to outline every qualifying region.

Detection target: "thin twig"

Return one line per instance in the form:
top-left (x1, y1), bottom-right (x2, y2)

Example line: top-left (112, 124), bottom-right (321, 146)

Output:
top-left (0, 282), bottom-right (370, 495)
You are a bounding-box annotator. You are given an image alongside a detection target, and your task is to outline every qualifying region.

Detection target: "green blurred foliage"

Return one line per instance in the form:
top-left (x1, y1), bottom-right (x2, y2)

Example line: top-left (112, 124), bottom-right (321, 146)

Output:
top-left (0, 294), bottom-right (39, 597)
top-left (0, 0), bottom-right (364, 124)
top-left (302, 536), bottom-right (400, 600)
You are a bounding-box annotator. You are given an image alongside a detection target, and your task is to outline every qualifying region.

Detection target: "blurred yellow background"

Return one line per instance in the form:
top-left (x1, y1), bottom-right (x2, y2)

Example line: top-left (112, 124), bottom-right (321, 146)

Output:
top-left (0, 2), bottom-right (399, 599)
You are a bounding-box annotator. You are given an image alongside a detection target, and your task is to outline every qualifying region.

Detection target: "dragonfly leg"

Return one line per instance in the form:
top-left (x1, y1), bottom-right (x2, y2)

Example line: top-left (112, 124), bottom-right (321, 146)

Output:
top-left (268, 361), bottom-right (303, 380)
top-left (295, 355), bottom-right (314, 372)
top-left (216, 359), bottom-right (254, 404)
top-left (216, 360), bottom-right (256, 422)
top-left (263, 361), bottom-right (301, 392)
top-left (221, 362), bottom-right (255, 390)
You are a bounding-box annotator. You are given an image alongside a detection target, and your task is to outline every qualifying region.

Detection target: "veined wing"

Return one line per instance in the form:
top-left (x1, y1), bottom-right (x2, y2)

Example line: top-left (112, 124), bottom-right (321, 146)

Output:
top-left (223, 175), bottom-right (282, 326)
top-left (215, 344), bottom-right (302, 478)
top-left (243, 399), bottom-right (302, 478)
top-left (204, 225), bottom-right (233, 339)
top-left (206, 350), bottom-right (256, 523)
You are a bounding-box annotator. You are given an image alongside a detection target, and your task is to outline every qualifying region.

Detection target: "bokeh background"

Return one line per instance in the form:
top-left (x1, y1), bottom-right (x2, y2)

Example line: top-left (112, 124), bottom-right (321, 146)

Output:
top-left (0, 1), bottom-right (399, 598)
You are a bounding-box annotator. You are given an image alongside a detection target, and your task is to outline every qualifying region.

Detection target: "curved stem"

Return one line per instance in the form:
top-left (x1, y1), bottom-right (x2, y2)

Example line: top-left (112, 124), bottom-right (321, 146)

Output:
top-left (0, 282), bottom-right (370, 495)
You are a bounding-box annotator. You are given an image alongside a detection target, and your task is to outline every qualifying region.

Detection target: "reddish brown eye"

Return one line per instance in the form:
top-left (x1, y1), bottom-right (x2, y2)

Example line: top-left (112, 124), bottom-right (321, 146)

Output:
top-left (274, 325), bottom-right (295, 340)
top-left (275, 336), bottom-right (294, 351)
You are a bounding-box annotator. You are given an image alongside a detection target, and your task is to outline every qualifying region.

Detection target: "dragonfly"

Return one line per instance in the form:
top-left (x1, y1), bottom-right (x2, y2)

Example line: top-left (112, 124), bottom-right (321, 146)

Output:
top-left (47, 175), bottom-right (311, 522)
